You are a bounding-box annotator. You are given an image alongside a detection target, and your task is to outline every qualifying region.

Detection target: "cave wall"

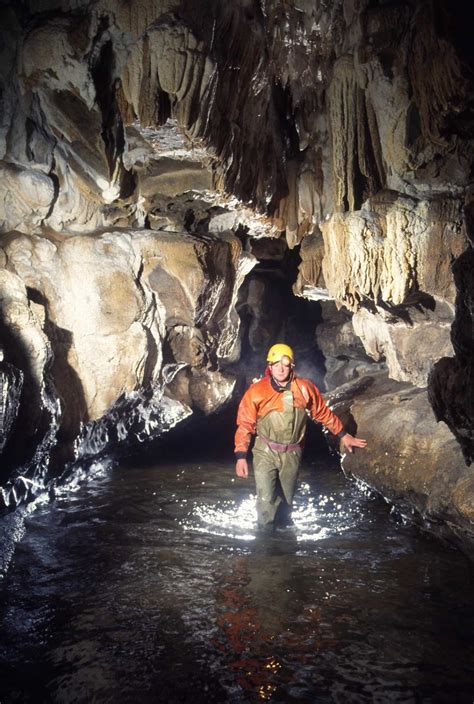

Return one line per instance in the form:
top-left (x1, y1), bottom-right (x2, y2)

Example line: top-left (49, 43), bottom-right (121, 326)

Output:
top-left (0, 1), bottom-right (472, 524)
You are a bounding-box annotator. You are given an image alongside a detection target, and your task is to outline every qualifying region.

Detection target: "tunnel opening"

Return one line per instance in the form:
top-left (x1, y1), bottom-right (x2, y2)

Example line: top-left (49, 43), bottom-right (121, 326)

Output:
top-left (121, 228), bottom-right (342, 471)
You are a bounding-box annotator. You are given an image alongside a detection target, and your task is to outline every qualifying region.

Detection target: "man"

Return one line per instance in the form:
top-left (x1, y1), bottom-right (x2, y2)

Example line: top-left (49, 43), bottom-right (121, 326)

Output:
top-left (234, 343), bottom-right (367, 530)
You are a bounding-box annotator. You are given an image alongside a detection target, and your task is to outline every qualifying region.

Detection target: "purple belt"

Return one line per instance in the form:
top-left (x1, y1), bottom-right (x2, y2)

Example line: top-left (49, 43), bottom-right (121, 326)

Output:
top-left (258, 434), bottom-right (302, 453)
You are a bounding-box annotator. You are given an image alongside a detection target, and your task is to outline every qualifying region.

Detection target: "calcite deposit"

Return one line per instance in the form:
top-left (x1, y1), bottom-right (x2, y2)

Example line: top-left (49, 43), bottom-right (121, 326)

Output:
top-left (0, 227), bottom-right (254, 504)
top-left (0, 0), bottom-right (472, 547)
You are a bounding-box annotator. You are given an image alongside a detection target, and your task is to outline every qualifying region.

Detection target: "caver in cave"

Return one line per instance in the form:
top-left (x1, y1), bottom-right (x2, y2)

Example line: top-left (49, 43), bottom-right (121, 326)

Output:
top-left (234, 344), bottom-right (367, 530)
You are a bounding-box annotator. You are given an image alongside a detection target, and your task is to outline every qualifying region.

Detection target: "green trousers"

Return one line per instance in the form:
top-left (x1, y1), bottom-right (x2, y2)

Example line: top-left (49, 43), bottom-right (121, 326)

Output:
top-left (252, 394), bottom-right (307, 527)
top-left (253, 437), bottom-right (302, 526)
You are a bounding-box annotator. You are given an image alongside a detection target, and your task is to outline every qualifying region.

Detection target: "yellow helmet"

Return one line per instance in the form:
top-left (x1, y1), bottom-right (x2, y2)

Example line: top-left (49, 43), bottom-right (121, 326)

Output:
top-left (267, 343), bottom-right (294, 364)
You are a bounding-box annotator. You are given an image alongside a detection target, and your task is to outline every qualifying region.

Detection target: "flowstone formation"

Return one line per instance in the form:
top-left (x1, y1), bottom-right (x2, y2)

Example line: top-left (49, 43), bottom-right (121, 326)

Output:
top-left (0, 227), bottom-right (254, 505)
top-left (0, 0), bottom-right (472, 547)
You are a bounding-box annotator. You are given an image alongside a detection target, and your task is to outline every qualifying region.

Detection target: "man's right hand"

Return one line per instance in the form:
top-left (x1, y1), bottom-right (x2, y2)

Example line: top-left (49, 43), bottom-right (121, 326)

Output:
top-left (235, 458), bottom-right (249, 478)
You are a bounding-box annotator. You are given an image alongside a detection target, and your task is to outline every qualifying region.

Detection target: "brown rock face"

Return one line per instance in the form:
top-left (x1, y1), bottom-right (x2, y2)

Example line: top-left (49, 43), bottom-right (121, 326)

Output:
top-left (331, 374), bottom-right (474, 551)
top-left (320, 195), bottom-right (467, 311)
top-left (0, 228), bottom-right (251, 487)
top-left (352, 302), bottom-right (454, 388)
top-left (428, 245), bottom-right (474, 465)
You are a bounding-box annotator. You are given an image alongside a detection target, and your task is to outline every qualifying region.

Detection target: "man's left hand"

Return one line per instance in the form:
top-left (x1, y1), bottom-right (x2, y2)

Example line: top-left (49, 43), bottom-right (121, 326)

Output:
top-left (341, 433), bottom-right (367, 453)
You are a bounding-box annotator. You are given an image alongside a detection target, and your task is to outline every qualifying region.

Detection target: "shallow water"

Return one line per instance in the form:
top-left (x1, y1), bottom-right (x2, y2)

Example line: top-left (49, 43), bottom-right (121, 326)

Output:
top-left (1, 456), bottom-right (473, 703)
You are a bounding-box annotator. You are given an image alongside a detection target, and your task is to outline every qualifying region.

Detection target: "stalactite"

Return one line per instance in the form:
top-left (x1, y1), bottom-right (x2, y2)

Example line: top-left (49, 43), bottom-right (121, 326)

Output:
top-left (408, 1), bottom-right (466, 148)
top-left (364, 95), bottom-right (385, 194)
top-left (380, 200), bottom-right (418, 305)
top-left (292, 232), bottom-right (325, 297)
top-left (100, 0), bottom-right (176, 40)
top-left (328, 55), bottom-right (359, 213)
top-left (283, 160), bottom-right (299, 248)
top-left (117, 6), bottom-right (287, 213)
top-left (328, 54), bottom-right (385, 214)
top-left (297, 169), bottom-right (318, 234)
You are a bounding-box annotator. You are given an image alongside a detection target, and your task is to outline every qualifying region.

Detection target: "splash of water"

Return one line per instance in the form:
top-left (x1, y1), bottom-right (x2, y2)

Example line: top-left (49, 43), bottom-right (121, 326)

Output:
top-left (181, 496), bottom-right (258, 541)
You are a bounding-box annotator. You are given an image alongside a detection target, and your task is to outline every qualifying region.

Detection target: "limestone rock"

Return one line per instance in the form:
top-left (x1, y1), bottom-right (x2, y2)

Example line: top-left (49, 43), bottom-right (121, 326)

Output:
top-left (3, 0), bottom-right (472, 244)
top-left (322, 356), bottom-right (382, 392)
top-left (331, 374), bottom-right (474, 550)
top-left (136, 156), bottom-right (214, 233)
top-left (428, 243), bottom-right (474, 465)
top-left (0, 164), bottom-right (55, 234)
top-left (293, 231), bottom-right (327, 299)
top-left (122, 125), bottom-right (157, 171)
top-left (0, 362), bottom-right (23, 455)
top-left (0, 266), bottom-right (51, 440)
top-left (188, 369), bottom-right (235, 415)
top-left (316, 301), bottom-right (366, 361)
top-left (0, 227), bottom-right (249, 479)
top-left (249, 237), bottom-right (288, 264)
top-left (2, 231), bottom-right (163, 439)
top-left (352, 303), bottom-right (454, 388)
top-left (20, 16), bottom-right (125, 199)
top-left (71, 364), bottom-right (193, 462)
top-left (320, 194), bottom-right (467, 310)
top-left (314, 301), bottom-right (382, 390)
top-left (0, 0), bottom-right (472, 527)
top-left (118, 6), bottom-right (287, 211)
top-left (429, 357), bottom-right (474, 467)
top-left (139, 158), bottom-right (212, 199)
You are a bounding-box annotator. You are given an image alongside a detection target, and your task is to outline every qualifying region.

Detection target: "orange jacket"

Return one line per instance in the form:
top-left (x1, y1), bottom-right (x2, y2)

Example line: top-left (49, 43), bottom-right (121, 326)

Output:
top-left (234, 374), bottom-right (344, 456)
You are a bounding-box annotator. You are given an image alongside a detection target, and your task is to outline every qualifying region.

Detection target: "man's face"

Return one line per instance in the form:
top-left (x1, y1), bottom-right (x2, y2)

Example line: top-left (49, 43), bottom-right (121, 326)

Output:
top-left (270, 355), bottom-right (293, 385)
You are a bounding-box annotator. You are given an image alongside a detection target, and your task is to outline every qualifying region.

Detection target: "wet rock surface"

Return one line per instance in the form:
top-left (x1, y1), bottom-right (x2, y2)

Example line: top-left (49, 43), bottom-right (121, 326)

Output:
top-left (330, 373), bottom-right (474, 553)
top-left (0, 227), bottom-right (252, 506)
top-left (0, 362), bottom-right (23, 456)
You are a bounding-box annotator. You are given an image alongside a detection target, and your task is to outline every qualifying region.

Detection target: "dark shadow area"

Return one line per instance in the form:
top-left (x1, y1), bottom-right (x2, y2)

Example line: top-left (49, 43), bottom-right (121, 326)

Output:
top-left (0, 303), bottom-right (49, 476)
top-left (231, 235), bottom-right (327, 389)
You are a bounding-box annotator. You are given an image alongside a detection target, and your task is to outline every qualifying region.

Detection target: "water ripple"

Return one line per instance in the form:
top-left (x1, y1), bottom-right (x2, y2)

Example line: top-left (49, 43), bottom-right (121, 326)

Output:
top-left (179, 481), bottom-right (367, 544)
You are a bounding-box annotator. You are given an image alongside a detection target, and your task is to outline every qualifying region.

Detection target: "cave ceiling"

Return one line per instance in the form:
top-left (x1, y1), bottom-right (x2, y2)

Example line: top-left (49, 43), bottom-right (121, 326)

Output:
top-left (0, 1), bottom-right (471, 292)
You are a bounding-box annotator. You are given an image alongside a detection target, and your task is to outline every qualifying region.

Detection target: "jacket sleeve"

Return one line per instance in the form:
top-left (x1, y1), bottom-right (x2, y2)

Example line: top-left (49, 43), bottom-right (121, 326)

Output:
top-left (306, 381), bottom-right (345, 437)
top-left (234, 386), bottom-right (259, 458)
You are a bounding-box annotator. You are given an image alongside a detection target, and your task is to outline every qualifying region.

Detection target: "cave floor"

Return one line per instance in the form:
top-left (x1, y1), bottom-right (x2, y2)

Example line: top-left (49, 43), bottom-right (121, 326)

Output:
top-left (0, 454), bottom-right (473, 703)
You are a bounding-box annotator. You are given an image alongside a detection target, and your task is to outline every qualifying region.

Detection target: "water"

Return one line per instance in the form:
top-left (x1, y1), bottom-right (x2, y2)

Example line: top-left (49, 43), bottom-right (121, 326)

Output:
top-left (1, 456), bottom-right (473, 703)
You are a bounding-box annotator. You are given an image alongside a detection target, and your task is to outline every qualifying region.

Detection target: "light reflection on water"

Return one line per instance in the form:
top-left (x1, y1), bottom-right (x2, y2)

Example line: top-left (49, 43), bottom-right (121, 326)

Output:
top-left (0, 458), bottom-right (473, 704)
top-left (180, 481), bottom-right (366, 544)
top-left (181, 494), bottom-right (258, 541)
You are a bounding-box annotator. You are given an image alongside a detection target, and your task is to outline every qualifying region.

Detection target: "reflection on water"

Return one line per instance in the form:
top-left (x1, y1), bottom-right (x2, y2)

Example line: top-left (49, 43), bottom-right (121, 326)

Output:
top-left (181, 481), bottom-right (367, 544)
top-left (181, 492), bottom-right (258, 541)
top-left (0, 457), bottom-right (473, 703)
